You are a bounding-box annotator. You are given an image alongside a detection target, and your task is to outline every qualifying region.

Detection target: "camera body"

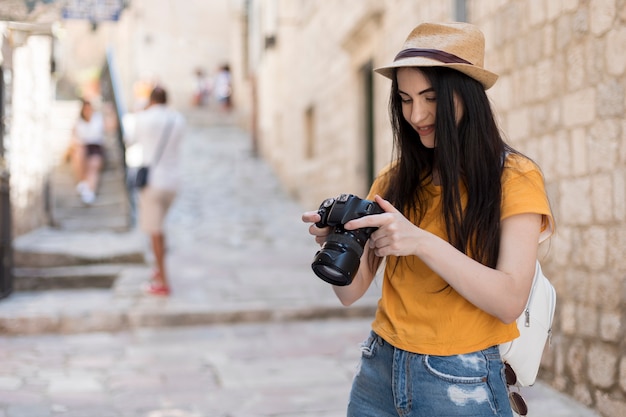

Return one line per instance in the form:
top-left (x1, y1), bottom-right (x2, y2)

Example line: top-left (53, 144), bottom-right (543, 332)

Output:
top-left (311, 194), bottom-right (383, 286)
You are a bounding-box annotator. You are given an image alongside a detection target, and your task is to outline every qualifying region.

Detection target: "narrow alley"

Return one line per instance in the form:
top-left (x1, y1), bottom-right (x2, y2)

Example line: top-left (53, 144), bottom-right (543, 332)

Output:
top-left (0, 111), bottom-right (599, 417)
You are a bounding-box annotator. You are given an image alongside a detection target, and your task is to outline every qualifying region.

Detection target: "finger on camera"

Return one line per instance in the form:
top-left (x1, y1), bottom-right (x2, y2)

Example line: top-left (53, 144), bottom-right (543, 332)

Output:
top-left (345, 214), bottom-right (382, 230)
top-left (302, 211), bottom-right (321, 223)
top-left (309, 223), bottom-right (329, 235)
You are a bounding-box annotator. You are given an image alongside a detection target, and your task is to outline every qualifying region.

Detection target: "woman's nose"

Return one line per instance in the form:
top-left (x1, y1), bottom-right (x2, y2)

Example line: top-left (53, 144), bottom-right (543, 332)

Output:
top-left (410, 103), bottom-right (427, 124)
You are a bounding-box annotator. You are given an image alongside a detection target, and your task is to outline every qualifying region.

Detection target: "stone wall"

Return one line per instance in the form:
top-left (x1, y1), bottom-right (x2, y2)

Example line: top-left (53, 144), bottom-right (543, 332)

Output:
top-left (247, 0), bottom-right (454, 207)
top-left (247, 1), bottom-right (626, 416)
top-left (8, 33), bottom-right (54, 237)
top-left (471, 1), bottom-right (626, 416)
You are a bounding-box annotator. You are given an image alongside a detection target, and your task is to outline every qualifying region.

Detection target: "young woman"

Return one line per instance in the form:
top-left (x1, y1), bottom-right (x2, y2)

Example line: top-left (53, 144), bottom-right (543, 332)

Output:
top-left (71, 99), bottom-right (105, 205)
top-left (302, 22), bottom-right (554, 416)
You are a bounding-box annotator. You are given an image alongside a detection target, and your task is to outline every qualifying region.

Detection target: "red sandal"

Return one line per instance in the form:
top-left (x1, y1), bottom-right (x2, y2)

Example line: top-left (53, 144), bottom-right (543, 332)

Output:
top-left (144, 282), bottom-right (170, 296)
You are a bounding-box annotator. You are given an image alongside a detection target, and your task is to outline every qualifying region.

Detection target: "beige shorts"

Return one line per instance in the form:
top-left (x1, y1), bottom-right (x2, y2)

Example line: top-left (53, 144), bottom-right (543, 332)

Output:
top-left (138, 187), bottom-right (177, 234)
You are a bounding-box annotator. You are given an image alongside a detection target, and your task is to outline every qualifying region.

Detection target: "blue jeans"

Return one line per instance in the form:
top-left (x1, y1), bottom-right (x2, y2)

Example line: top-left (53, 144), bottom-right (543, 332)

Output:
top-left (347, 332), bottom-right (514, 417)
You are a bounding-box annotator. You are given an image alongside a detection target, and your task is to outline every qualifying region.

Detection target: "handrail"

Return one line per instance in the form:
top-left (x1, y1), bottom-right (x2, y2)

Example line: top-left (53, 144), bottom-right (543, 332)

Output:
top-left (100, 47), bottom-right (126, 163)
top-left (99, 47), bottom-right (135, 219)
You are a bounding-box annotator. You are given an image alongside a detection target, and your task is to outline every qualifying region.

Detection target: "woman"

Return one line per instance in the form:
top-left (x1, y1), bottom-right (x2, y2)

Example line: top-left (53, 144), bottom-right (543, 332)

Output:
top-left (302, 22), bottom-right (553, 416)
top-left (71, 99), bottom-right (105, 205)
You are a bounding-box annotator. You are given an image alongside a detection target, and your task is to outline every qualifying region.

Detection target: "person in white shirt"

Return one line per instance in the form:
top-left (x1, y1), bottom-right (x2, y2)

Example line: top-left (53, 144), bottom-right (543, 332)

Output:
top-left (71, 99), bottom-right (105, 205)
top-left (213, 64), bottom-right (232, 111)
top-left (124, 86), bottom-right (186, 296)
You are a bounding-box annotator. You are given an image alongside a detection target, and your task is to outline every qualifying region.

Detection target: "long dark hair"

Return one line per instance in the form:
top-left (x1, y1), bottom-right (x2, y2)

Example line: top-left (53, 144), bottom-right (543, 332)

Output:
top-left (383, 67), bottom-right (511, 268)
top-left (79, 99), bottom-right (92, 121)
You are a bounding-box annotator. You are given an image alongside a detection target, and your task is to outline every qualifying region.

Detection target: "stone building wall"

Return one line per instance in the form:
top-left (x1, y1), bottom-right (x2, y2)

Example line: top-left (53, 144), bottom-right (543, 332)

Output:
top-left (249, 0), bottom-right (454, 206)
top-left (7, 34), bottom-right (54, 237)
top-left (471, 1), bottom-right (626, 416)
top-left (247, 1), bottom-right (626, 416)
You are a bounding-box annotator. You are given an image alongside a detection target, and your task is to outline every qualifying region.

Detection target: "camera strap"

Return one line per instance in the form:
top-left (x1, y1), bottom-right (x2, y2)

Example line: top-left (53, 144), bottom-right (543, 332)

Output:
top-left (151, 116), bottom-right (175, 168)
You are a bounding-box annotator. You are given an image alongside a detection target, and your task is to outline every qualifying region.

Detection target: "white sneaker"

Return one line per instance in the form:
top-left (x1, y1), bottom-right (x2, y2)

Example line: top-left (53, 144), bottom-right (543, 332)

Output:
top-left (76, 181), bottom-right (88, 195)
top-left (80, 189), bottom-right (95, 205)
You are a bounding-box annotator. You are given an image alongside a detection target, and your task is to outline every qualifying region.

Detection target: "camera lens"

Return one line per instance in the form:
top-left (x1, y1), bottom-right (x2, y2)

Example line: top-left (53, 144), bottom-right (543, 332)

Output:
top-left (312, 264), bottom-right (346, 282)
top-left (311, 232), bottom-right (364, 286)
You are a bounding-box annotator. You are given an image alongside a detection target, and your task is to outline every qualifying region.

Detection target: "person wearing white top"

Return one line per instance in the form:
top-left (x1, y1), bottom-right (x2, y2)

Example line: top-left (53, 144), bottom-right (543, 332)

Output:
top-left (71, 99), bottom-right (105, 205)
top-left (124, 86), bottom-right (186, 296)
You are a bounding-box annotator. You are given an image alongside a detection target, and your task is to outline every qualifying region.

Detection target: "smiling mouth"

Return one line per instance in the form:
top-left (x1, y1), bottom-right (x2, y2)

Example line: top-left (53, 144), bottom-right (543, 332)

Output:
top-left (417, 125), bottom-right (434, 135)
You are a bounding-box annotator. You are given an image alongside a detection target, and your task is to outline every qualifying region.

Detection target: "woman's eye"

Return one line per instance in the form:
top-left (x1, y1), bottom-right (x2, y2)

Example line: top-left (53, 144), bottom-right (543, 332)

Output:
top-left (425, 96), bottom-right (437, 102)
top-left (400, 97), bottom-right (412, 103)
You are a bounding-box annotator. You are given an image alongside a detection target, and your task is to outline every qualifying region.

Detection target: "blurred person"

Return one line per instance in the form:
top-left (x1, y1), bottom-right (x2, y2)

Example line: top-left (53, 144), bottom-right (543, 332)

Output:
top-left (70, 98), bottom-right (105, 205)
top-left (213, 63), bottom-right (232, 111)
top-left (132, 75), bottom-right (158, 111)
top-left (124, 86), bottom-right (186, 296)
top-left (191, 67), bottom-right (211, 107)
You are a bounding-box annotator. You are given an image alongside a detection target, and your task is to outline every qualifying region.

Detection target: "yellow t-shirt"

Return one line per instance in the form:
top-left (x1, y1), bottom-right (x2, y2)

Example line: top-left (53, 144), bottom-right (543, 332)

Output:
top-left (367, 153), bottom-right (554, 355)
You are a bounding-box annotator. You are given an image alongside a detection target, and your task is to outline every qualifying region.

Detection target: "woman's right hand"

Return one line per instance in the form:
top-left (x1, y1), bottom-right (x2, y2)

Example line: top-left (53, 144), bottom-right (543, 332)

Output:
top-left (302, 211), bottom-right (330, 246)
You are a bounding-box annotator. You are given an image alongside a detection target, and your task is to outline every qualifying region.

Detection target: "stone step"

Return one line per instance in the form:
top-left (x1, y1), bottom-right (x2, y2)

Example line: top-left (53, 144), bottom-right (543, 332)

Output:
top-left (13, 263), bottom-right (145, 291)
top-left (0, 286), bottom-right (377, 335)
top-left (48, 160), bottom-right (132, 231)
top-left (12, 227), bottom-right (146, 268)
top-left (182, 108), bottom-right (242, 127)
top-left (51, 215), bottom-right (132, 232)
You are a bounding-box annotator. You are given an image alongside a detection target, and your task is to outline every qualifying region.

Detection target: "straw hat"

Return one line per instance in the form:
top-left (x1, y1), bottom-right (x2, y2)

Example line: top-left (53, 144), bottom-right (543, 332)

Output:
top-left (375, 22), bottom-right (498, 90)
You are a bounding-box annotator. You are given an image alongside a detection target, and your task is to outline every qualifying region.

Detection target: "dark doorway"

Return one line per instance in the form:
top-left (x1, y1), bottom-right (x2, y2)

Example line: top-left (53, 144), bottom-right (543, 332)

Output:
top-left (0, 66), bottom-right (13, 300)
top-left (360, 60), bottom-right (375, 190)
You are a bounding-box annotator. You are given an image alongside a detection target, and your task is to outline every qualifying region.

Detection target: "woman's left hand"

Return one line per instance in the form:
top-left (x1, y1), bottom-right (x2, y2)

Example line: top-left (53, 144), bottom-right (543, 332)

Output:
top-left (344, 195), bottom-right (423, 257)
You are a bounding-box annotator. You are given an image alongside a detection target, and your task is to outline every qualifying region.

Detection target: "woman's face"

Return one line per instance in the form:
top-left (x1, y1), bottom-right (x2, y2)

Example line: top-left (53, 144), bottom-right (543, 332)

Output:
top-left (82, 102), bottom-right (93, 120)
top-left (396, 67), bottom-right (464, 148)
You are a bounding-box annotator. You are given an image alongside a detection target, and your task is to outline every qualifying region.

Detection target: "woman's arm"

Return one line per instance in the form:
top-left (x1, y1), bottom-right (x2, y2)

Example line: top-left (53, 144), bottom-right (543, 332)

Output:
top-left (345, 195), bottom-right (542, 323)
top-left (331, 244), bottom-right (381, 306)
top-left (302, 211), bottom-right (381, 306)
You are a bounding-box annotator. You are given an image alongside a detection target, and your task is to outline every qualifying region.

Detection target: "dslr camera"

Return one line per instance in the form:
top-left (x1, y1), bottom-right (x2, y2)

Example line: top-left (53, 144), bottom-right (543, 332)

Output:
top-left (311, 193), bottom-right (383, 286)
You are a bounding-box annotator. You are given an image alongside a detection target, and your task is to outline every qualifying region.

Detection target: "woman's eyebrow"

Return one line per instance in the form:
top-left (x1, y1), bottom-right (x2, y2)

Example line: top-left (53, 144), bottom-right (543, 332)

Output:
top-left (398, 87), bottom-right (435, 96)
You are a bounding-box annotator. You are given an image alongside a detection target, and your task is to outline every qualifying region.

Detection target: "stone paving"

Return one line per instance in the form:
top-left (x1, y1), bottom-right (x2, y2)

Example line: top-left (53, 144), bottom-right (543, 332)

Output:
top-left (0, 111), bottom-right (601, 416)
top-left (0, 318), bottom-right (367, 417)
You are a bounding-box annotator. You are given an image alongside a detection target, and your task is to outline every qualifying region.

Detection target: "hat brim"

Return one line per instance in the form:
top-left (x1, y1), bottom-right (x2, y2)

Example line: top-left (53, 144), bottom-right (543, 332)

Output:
top-left (374, 57), bottom-right (498, 90)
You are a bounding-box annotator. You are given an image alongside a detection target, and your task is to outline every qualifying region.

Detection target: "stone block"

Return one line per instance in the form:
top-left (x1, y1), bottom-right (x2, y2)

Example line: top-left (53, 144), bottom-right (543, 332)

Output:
top-left (590, 0), bottom-right (617, 36)
top-left (599, 311), bottom-right (622, 342)
top-left (566, 338), bottom-right (587, 383)
top-left (575, 305), bottom-right (599, 338)
top-left (573, 383), bottom-right (594, 407)
top-left (560, 178), bottom-right (593, 225)
top-left (620, 356), bottom-right (626, 392)
top-left (590, 120), bottom-right (619, 173)
top-left (562, 88), bottom-right (596, 128)
top-left (571, 127), bottom-right (589, 177)
top-left (528, 0), bottom-right (547, 26)
top-left (566, 43), bottom-right (586, 91)
top-left (606, 25), bottom-right (626, 76)
top-left (588, 271), bottom-right (622, 310)
top-left (588, 343), bottom-right (618, 389)
top-left (608, 226), bottom-right (626, 270)
top-left (612, 170), bottom-right (626, 221)
top-left (597, 81), bottom-right (625, 118)
top-left (560, 301), bottom-right (577, 334)
top-left (581, 226), bottom-right (608, 270)
top-left (552, 130), bottom-right (573, 177)
top-left (595, 390), bottom-right (626, 417)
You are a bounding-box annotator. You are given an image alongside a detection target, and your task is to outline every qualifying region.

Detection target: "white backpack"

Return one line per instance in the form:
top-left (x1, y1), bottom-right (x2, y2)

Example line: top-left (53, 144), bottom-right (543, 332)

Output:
top-left (499, 260), bottom-right (556, 386)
